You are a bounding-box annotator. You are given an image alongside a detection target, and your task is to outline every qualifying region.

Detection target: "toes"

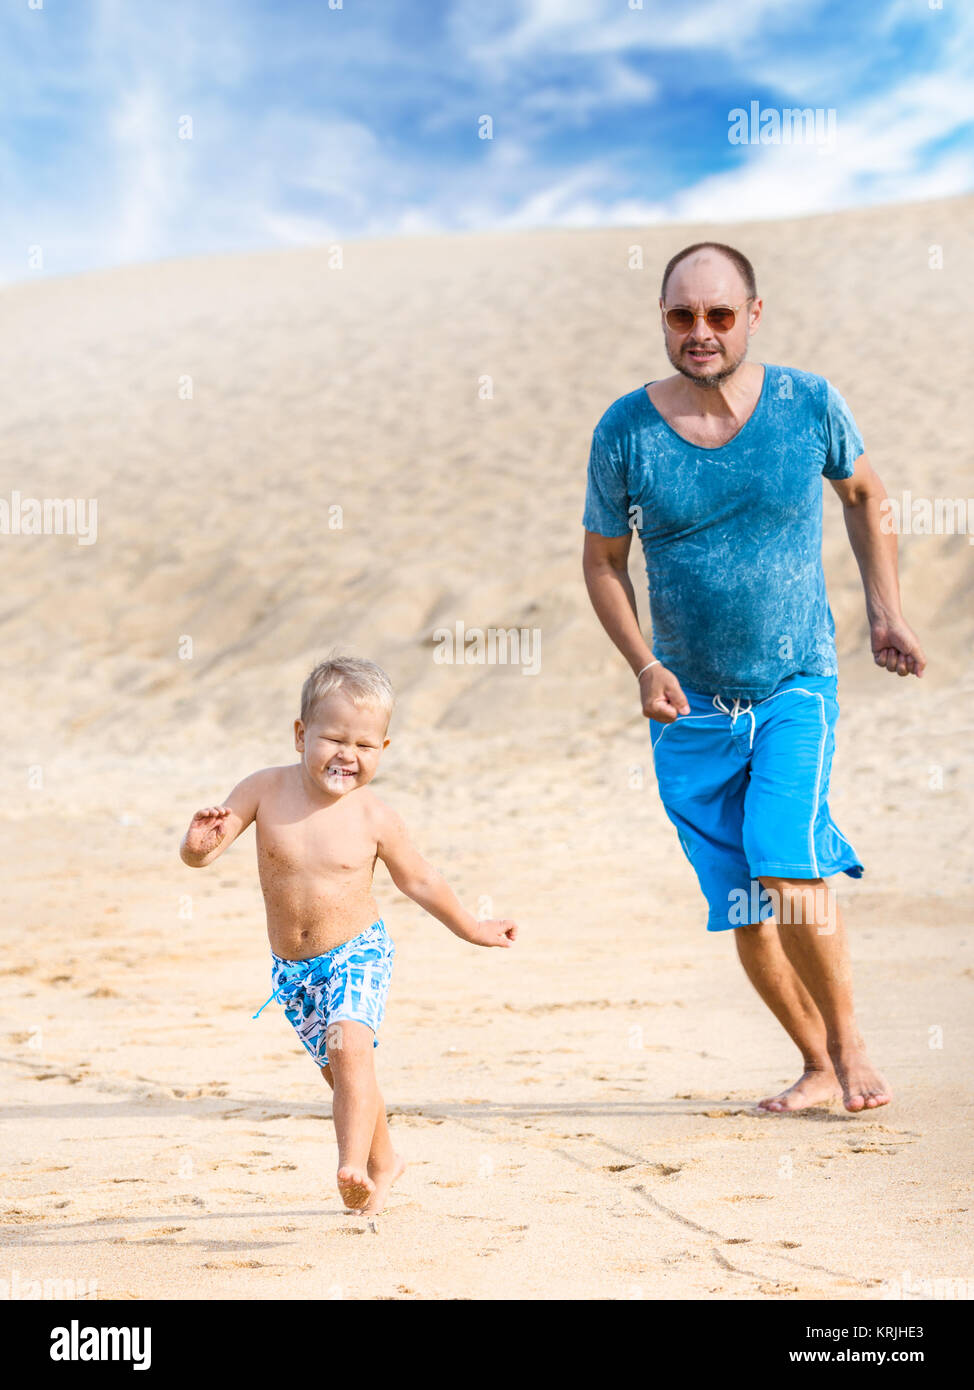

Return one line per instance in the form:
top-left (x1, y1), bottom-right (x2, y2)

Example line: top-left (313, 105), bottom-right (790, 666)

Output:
top-left (844, 1085), bottom-right (891, 1111)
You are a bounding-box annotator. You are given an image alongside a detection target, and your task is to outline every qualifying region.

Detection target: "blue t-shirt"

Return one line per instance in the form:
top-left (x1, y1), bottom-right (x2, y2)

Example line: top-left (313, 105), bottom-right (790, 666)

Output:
top-left (582, 363), bottom-right (864, 700)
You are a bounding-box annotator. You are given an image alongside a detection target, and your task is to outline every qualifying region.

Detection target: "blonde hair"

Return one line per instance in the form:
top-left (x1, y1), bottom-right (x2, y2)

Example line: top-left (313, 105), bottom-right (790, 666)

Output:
top-left (300, 656), bottom-right (395, 728)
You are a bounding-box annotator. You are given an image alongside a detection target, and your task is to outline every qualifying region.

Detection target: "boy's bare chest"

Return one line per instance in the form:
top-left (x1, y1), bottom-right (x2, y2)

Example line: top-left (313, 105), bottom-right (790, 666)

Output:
top-left (256, 809), bottom-right (377, 876)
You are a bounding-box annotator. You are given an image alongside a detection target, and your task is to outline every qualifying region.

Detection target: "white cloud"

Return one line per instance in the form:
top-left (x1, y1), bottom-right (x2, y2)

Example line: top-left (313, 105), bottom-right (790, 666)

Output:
top-left (451, 0), bottom-right (819, 64)
top-left (664, 141), bottom-right (972, 225)
top-left (521, 57), bottom-right (657, 122)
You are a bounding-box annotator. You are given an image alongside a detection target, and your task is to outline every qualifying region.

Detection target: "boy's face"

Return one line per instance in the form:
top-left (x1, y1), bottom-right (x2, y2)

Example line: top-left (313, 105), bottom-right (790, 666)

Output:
top-left (294, 692), bottom-right (390, 798)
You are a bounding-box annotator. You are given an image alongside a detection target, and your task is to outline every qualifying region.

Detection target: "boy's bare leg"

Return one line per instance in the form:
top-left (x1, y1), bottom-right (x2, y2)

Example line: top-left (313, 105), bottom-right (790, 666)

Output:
top-left (360, 1092), bottom-right (406, 1217)
top-left (321, 1023), bottom-right (404, 1214)
top-left (325, 1021), bottom-right (380, 1209)
top-left (760, 878), bottom-right (891, 1112)
top-left (734, 918), bottom-right (841, 1111)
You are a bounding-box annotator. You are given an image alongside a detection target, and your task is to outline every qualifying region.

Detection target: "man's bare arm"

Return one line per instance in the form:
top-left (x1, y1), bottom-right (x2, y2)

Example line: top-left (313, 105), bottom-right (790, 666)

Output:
top-left (582, 529), bottom-right (651, 673)
top-left (829, 452), bottom-right (926, 677)
top-left (582, 529), bottom-right (689, 722)
top-left (179, 770), bottom-right (266, 867)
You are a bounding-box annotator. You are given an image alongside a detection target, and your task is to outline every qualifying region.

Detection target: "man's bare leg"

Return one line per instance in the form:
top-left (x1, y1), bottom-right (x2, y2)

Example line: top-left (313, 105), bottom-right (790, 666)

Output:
top-left (321, 1025), bottom-right (404, 1214)
top-left (760, 878), bottom-right (892, 1112)
top-left (734, 919), bottom-right (841, 1111)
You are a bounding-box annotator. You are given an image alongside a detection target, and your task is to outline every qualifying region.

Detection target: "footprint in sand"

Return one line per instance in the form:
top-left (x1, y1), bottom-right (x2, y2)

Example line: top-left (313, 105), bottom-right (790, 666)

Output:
top-left (604, 1161), bottom-right (682, 1176)
top-left (203, 1259), bottom-right (268, 1269)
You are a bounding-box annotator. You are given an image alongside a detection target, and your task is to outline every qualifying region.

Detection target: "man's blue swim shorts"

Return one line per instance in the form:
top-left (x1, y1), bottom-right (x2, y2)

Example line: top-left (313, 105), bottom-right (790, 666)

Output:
top-left (649, 673), bottom-right (863, 931)
top-left (253, 919), bottom-right (395, 1066)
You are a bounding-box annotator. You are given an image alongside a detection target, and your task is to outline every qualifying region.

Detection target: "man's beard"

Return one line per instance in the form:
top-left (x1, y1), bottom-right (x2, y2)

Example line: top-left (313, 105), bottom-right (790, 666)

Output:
top-left (666, 339), bottom-right (748, 389)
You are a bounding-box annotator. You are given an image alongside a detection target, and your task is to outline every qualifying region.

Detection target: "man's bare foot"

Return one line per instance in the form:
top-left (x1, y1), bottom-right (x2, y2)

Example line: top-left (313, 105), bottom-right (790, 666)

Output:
top-left (759, 1065), bottom-right (842, 1112)
top-left (337, 1165), bottom-right (375, 1210)
top-left (363, 1153), bottom-right (406, 1217)
top-left (830, 1047), bottom-right (892, 1113)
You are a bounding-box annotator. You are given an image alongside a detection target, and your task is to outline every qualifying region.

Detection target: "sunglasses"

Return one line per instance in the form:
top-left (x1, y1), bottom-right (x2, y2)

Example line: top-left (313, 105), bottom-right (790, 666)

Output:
top-left (663, 300), bottom-right (753, 334)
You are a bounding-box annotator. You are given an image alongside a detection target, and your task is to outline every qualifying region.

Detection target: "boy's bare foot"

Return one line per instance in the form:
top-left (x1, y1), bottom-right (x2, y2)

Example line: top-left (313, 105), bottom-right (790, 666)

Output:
top-left (363, 1153), bottom-right (406, 1217)
top-left (759, 1065), bottom-right (841, 1112)
top-left (337, 1165), bottom-right (375, 1211)
top-left (829, 1046), bottom-right (892, 1112)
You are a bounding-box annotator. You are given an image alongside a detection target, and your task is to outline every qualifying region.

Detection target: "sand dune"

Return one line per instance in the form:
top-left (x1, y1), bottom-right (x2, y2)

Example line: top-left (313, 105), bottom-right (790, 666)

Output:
top-left (1, 196), bottom-right (972, 1299)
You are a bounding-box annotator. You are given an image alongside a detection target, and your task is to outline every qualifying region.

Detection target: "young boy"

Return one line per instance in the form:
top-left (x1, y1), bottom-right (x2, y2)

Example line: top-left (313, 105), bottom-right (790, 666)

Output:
top-left (179, 656), bottom-right (518, 1216)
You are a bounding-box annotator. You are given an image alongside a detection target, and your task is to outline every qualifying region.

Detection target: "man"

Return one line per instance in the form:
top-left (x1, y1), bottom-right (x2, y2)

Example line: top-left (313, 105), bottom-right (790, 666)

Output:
top-left (582, 241), bottom-right (925, 1113)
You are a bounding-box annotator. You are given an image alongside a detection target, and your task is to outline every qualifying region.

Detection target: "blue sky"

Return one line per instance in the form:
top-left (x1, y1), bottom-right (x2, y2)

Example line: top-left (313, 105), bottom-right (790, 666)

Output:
top-left (2, 0), bottom-right (972, 282)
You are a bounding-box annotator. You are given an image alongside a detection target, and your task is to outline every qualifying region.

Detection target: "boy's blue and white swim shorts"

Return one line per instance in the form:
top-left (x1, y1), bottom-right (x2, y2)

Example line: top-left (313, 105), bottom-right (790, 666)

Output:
top-left (254, 919), bottom-right (395, 1066)
top-left (649, 673), bottom-right (863, 932)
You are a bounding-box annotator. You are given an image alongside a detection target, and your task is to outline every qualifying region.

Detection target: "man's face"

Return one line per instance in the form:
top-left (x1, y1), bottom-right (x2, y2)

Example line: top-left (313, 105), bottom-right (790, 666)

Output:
top-left (294, 693), bottom-right (390, 798)
top-left (660, 253), bottom-right (761, 388)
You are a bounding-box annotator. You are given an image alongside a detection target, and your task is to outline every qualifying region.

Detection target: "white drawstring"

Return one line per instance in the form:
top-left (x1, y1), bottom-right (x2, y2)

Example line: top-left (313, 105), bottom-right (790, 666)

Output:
top-left (712, 694), bottom-right (756, 750)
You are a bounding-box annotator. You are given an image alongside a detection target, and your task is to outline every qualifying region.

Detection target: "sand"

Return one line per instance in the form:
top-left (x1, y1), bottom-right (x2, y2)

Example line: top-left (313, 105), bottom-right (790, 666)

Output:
top-left (1, 196), bottom-right (972, 1300)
